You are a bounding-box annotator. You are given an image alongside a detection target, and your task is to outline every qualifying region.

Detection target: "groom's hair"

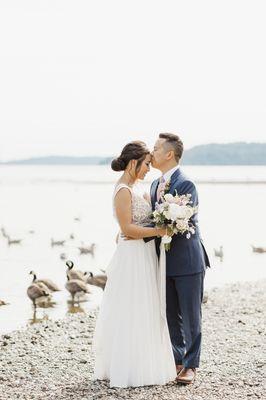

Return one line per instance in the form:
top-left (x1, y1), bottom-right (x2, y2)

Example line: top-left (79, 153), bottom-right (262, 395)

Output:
top-left (159, 133), bottom-right (184, 162)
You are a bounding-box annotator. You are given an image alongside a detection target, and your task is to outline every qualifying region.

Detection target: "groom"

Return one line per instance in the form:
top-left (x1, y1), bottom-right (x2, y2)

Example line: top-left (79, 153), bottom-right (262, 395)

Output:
top-left (150, 133), bottom-right (210, 384)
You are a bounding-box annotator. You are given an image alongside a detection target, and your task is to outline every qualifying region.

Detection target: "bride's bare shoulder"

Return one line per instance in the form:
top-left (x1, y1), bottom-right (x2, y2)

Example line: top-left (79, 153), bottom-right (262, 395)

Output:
top-left (113, 183), bottom-right (132, 200)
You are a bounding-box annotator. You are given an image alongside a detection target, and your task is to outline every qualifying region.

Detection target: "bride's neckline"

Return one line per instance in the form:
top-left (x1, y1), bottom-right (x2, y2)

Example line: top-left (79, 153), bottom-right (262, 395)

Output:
top-left (116, 181), bottom-right (134, 189)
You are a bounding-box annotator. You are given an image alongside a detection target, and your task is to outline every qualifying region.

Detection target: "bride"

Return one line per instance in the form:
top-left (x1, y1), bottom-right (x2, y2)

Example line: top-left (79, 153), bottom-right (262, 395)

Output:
top-left (93, 141), bottom-right (176, 388)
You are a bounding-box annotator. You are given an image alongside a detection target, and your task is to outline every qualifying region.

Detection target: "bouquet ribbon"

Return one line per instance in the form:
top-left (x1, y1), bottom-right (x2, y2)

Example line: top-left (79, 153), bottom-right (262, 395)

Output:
top-left (158, 241), bottom-right (167, 342)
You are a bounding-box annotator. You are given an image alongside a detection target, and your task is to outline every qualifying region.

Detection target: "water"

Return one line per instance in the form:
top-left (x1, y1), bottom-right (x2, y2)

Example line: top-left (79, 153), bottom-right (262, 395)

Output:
top-left (0, 165), bottom-right (266, 335)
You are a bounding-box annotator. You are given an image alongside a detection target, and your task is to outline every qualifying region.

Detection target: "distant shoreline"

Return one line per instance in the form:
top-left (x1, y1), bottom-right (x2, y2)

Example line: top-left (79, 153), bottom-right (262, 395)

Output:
top-left (1, 142), bottom-right (266, 166)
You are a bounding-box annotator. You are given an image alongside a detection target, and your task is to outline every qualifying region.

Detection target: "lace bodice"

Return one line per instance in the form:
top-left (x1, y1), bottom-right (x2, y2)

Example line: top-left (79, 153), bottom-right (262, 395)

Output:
top-left (113, 183), bottom-right (152, 226)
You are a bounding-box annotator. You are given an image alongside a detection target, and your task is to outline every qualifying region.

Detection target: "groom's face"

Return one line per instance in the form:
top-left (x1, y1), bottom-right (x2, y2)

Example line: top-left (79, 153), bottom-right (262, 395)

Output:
top-left (151, 139), bottom-right (168, 169)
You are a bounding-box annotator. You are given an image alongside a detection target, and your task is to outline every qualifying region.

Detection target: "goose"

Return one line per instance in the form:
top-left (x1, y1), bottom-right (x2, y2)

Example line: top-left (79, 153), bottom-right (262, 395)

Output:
top-left (69, 233), bottom-right (75, 240)
top-left (65, 276), bottom-right (90, 302)
top-left (78, 243), bottom-right (96, 256)
top-left (84, 272), bottom-right (107, 290)
top-left (29, 270), bottom-right (60, 292)
top-left (1, 227), bottom-right (8, 238)
top-left (27, 282), bottom-right (50, 307)
top-left (60, 252), bottom-right (67, 260)
top-left (214, 246), bottom-right (223, 260)
top-left (51, 238), bottom-right (65, 247)
top-left (251, 245), bottom-right (266, 254)
top-left (0, 299), bottom-right (7, 306)
top-left (66, 260), bottom-right (86, 281)
top-left (7, 235), bottom-right (22, 245)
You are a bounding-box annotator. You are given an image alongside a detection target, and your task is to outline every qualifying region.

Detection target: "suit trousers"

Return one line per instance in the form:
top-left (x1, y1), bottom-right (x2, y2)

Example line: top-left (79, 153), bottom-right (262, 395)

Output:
top-left (166, 271), bottom-right (204, 368)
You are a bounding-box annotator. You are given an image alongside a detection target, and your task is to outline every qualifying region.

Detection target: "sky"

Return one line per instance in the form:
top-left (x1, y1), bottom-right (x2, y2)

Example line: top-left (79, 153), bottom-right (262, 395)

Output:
top-left (0, 1), bottom-right (265, 161)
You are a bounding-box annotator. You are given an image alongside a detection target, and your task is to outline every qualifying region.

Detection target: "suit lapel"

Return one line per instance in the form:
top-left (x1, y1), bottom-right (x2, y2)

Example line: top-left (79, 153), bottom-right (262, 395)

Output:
top-left (168, 168), bottom-right (182, 195)
top-left (151, 178), bottom-right (159, 210)
top-left (151, 168), bottom-right (182, 209)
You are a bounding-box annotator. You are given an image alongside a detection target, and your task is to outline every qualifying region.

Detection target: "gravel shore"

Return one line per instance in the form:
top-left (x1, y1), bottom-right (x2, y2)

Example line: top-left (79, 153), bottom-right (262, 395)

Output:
top-left (0, 280), bottom-right (265, 400)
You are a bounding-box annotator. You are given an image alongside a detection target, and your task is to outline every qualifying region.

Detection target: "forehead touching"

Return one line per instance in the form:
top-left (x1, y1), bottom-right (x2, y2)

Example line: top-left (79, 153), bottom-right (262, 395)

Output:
top-left (144, 153), bottom-right (152, 162)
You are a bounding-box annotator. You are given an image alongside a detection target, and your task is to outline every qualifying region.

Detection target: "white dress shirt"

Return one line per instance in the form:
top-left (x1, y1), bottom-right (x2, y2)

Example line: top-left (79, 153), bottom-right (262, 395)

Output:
top-left (163, 165), bottom-right (180, 182)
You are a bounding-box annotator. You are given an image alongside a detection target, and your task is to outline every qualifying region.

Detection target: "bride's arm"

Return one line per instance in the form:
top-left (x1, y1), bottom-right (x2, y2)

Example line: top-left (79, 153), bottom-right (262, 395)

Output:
top-left (114, 188), bottom-right (165, 239)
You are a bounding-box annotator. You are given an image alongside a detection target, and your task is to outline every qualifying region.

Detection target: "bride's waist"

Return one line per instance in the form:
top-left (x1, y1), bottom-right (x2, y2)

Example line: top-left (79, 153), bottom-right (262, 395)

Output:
top-left (118, 232), bottom-right (151, 244)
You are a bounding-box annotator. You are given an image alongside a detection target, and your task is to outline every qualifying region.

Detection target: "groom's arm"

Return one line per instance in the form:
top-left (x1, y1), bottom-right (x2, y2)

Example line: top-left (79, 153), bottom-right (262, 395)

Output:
top-left (178, 180), bottom-right (210, 266)
top-left (177, 180), bottom-right (198, 208)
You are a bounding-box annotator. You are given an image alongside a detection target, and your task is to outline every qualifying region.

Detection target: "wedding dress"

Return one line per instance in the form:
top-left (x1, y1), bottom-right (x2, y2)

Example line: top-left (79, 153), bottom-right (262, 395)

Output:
top-left (93, 183), bottom-right (176, 388)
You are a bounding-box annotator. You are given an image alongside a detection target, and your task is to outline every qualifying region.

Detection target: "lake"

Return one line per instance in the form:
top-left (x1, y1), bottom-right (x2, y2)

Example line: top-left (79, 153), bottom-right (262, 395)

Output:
top-left (0, 165), bottom-right (265, 334)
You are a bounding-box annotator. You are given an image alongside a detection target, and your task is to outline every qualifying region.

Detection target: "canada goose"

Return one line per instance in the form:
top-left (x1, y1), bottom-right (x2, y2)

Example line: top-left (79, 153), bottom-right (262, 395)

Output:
top-left (70, 233), bottom-right (75, 240)
top-left (0, 299), bottom-right (7, 306)
top-left (60, 253), bottom-right (67, 260)
top-left (66, 260), bottom-right (86, 281)
top-left (78, 243), bottom-right (96, 256)
top-left (29, 270), bottom-right (60, 292)
top-left (51, 238), bottom-right (65, 247)
top-left (1, 227), bottom-right (8, 238)
top-left (214, 246), bottom-right (223, 260)
top-left (84, 272), bottom-right (107, 290)
top-left (27, 282), bottom-right (50, 307)
top-left (7, 235), bottom-right (22, 245)
top-left (251, 245), bottom-right (266, 254)
top-left (65, 276), bottom-right (90, 302)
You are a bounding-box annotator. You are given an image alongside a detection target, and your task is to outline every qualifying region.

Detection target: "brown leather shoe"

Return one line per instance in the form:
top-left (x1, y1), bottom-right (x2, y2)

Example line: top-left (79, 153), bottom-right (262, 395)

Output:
top-left (176, 368), bottom-right (196, 384)
top-left (176, 364), bottom-right (183, 376)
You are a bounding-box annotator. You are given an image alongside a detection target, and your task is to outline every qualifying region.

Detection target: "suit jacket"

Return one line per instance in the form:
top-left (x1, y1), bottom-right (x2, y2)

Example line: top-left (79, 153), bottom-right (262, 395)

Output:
top-left (150, 168), bottom-right (210, 276)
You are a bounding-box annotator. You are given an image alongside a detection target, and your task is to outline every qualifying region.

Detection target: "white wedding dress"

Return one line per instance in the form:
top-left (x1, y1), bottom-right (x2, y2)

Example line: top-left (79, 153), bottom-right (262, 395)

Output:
top-left (93, 183), bottom-right (176, 388)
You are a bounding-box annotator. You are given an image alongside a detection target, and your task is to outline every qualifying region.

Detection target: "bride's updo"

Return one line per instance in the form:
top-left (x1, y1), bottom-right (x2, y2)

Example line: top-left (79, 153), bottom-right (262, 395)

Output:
top-left (111, 141), bottom-right (150, 173)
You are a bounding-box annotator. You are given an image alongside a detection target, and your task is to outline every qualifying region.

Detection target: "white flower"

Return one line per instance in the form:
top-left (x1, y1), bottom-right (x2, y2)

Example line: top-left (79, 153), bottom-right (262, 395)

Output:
top-left (186, 232), bottom-right (191, 239)
top-left (164, 193), bottom-right (175, 203)
top-left (157, 203), bottom-right (166, 213)
top-left (186, 207), bottom-right (195, 219)
top-left (176, 219), bottom-right (188, 231)
top-left (161, 235), bottom-right (172, 244)
top-left (180, 206), bottom-right (195, 219)
top-left (163, 203), bottom-right (181, 220)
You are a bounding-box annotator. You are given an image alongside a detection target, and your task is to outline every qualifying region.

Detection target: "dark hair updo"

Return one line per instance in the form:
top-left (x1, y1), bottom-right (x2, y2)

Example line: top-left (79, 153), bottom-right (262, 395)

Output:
top-left (111, 141), bottom-right (150, 173)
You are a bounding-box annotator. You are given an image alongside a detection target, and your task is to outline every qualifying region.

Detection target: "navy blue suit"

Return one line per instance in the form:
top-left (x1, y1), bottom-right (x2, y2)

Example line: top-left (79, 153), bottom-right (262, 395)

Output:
top-left (150, 168), bottom-right (210, 368)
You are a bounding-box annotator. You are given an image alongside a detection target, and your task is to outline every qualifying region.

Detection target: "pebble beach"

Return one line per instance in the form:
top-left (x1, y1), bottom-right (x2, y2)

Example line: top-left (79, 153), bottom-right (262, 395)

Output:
top-left (0, 280), bottom-right (265, 400)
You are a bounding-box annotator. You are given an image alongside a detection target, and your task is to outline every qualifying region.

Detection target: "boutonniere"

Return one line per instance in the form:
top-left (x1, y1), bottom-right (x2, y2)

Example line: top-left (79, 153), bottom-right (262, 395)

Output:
top-left (162, 178), bottom-right (171, 195)
top-left (156, 178), bottom-right (171, 202)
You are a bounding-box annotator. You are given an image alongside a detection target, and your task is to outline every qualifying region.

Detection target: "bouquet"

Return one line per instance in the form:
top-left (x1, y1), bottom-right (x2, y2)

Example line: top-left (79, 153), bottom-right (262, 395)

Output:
top-left (152, 192), bottom-right (198, 251)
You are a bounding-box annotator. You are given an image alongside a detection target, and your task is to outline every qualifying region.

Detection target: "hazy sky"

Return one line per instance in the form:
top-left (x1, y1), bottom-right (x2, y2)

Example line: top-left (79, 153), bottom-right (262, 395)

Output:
top-left (0, 1), bottom-right (265, 161)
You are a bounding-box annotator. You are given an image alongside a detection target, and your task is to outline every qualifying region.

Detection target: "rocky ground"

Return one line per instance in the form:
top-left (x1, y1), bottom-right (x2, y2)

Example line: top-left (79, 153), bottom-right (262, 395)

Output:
top-left (0, 280), bottom-right (265, 400)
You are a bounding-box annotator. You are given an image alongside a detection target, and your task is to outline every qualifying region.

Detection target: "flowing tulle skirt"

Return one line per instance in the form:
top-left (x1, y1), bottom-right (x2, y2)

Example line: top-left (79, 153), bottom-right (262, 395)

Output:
top-left (93, 236), bottom-right (176, 388)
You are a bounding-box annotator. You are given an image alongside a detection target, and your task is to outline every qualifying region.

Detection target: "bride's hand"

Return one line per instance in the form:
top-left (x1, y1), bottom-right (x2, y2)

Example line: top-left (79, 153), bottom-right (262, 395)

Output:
top-left (155, 227), bottom-right (167, 237)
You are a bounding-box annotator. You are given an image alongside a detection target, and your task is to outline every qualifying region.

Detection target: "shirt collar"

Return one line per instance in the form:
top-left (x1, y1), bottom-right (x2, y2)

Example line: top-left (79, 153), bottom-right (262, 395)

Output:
top-left (163, 165), bottom-right (180, 182)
